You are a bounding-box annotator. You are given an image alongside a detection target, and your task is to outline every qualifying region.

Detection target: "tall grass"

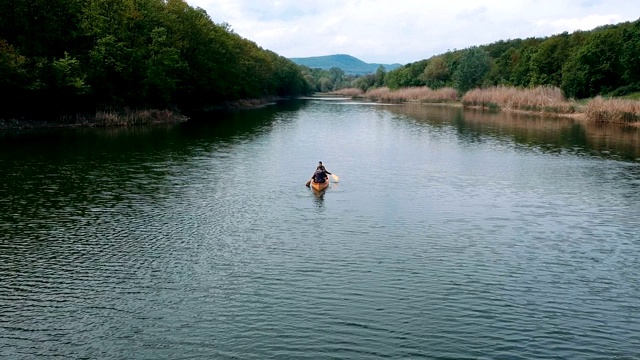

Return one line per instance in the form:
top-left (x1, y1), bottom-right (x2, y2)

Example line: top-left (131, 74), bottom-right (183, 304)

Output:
top-left (462, 86), bottom-right (578, 113)
top-left (365, 86), bottom-right (458, 103)
top-left (585, 96), bottom-right (640, 123)
top-left (58, 108), bottom-right (188, 126)
top-left (329, 88), bottom-right (364, 97)
top-left (328, 85), bottom-right (640, 124)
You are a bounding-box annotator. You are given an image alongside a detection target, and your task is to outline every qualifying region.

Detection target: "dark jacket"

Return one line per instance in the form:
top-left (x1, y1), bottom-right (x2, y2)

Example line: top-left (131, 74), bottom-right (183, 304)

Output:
top-left (313, 169), bottom-right (329, 183)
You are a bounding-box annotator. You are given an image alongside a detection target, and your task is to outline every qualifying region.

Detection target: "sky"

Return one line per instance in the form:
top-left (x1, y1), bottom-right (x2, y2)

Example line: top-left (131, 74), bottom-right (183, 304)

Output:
top-left (186, 0), bottom-right (640, 65)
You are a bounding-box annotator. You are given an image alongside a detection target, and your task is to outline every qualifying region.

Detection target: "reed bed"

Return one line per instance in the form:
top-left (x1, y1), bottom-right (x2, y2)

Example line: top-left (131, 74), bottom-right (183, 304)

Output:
top-left (585, 96), bottom-right (640, 123)
top-left (329, 88), bottom-right (364, 97)
top-left (365, 86), bottom-right (458, 103)
top-left (462, 86), bottom-right (578, 113)
top-left (58, 108), bottom-right (188, 126)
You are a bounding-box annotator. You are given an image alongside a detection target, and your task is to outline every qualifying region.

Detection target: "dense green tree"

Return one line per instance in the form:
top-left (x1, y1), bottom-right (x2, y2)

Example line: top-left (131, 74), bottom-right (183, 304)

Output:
top-left (530, 33), bottom-right (570, 87)
top-left (561, 27), bottom-right (623, 98)
top-left (419, 56), bottom-right (449, 89)
top-left (378, 20), bottom-right (639, 99)
top-left (351, 73), bottom-right (376, 91)
top-left (319, 77), bottom-right (333, 92)
top-left (51, 52), bottom-right (89, 95)
top-left (374, 65), bottom-right (386, 87)
top-left (143, 27), bottom-right (186, 105)
top-left (385, 60), bottom-right (427, 89)
top-left (620, 21), bottom-right (640, 91)
top-left (0, 40), bottom-right (28, 91)
top-left (453, 47), bottom-right (491, 92)
top-left (0, 0), bottom-right (310, 117)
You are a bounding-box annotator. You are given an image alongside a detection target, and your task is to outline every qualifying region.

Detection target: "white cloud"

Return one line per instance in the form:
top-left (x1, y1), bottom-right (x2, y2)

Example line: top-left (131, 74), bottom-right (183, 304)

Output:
top-left (536, 14), bottom-right (624, 32)
top-left (186, 0), bottom-right (640, 64)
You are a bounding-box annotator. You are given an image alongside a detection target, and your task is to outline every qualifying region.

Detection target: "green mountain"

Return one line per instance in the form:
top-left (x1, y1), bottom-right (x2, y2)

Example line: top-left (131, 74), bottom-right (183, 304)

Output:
top-left (289, 54), bottom-right (402, 75)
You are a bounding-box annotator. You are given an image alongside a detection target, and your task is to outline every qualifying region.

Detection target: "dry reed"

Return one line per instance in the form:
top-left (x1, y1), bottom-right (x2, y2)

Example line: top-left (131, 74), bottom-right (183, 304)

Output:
top-left (365, 86), bottom-right (458, 103)
top-left (329, 88), bottom-right (365, 97)
top-left (585, 96), bottom-right (640, 123)
top-left (462, 86), bottom-right (578, 113)
top-left (58, 108), bottom-right (188, 126)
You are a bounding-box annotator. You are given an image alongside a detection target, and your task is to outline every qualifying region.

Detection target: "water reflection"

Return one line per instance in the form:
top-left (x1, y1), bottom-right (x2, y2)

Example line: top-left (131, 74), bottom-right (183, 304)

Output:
top-left (2, 99), bottom-right (640, 359)
top-left (0, 100), bottom-right (306, 244)
top-left (387, 104), bottom-right (640, 161)
top-left (311, 188), bottom-right (325, 207)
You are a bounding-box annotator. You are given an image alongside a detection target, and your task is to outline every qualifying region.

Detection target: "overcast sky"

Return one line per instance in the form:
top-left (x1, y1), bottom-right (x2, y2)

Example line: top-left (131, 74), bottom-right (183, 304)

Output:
top-left (186, 0), bottom-right (639, 65)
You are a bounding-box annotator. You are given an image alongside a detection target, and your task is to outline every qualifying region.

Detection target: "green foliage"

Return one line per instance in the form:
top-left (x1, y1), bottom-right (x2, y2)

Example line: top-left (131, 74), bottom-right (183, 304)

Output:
top-left (378, 19), bottom-right (640, 100)
top-left (143, 27), bottom-right (186, 105)
top-left (620, 21), bottom-right (640, 85)
top-left (0, 40), bottom-right (28, 90)
top-left (419, 56), bottom-right (449, 89)
top-left (299, 66), bottom-right (356, 92)
top-left (0, 0), bottom-right (310, 117)
top-left (374, 65), bottom-right (386, 87)
top-left (530, 33), bottom-right (570, 87)
top-left (385, 60), bottom-right (427, 89)
top-left (453, 47), bottom-right (491, 93)
top-left (561, 28), bottom-right (624, 98)
top-left (52, 52), bottom-right (89, 94)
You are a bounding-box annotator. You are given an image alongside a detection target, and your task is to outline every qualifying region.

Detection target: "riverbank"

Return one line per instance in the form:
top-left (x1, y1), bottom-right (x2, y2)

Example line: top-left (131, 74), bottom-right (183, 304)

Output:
top-left (0, 109), bottom-right (189, 131)
top-left (0, 97), bottom-right (287, 131)
top-left (329, 86), bottom-right (640, 126)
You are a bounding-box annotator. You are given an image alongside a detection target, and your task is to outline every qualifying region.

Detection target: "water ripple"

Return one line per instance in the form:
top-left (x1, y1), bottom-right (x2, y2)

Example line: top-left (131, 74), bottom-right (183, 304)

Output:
top-left (2, 104), bottom-right (640, 359)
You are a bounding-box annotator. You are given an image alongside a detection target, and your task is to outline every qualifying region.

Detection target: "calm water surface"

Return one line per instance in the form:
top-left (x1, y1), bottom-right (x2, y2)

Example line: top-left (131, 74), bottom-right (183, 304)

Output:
top-left (1, 99), bottom-right (640, 359)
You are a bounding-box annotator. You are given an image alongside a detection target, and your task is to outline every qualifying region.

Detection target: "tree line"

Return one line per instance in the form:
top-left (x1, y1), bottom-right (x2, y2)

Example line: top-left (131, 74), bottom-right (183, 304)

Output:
top-left (299, 65), bottom-right (390, 94)
top-left (323, 18), bottom-right (640, 99)
top-left (0, 0), bottom-right (311, 118)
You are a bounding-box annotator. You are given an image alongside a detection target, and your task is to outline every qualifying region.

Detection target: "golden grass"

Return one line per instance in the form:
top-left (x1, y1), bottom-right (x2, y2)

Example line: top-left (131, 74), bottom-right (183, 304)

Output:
top-left (585, 96), bottom-right (640, 123)
top-left (58, 108), bottom-right (188, 126)
top-left (365, 86), bottom-right (458, 103)
top-left (462, 86), bottom-right (578, 113)
top-left (329, 88), bottom-right (364, 97)
top-left (329, 85), bottom-right (640, 124)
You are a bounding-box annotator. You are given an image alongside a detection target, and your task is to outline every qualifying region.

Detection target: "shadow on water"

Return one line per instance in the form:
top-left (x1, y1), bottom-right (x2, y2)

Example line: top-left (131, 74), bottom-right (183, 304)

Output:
top-left (388, 104), bottom-right (640, 162)
top-left (181, 99), bottom-right (307, 144)
top-left (0, 99), bottom-right (307, 156)
top-left (0, 100), bottom-right (308, 245)
top-left (311, 188), bottom-right (326, 208)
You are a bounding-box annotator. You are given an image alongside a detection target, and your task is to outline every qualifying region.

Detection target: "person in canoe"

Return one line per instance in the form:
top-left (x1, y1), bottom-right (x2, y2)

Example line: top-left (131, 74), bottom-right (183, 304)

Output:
top-left (306, 161), bottom-right (332, 187)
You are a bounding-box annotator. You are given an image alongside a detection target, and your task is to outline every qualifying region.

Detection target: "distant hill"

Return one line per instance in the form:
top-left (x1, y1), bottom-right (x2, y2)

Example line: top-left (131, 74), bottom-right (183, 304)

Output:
top-left (289, 54), bottom-right (402, 75)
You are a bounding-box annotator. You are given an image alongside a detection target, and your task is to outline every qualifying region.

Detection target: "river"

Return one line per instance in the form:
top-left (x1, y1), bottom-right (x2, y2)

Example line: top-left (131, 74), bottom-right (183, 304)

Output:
top-left (1, 98), bottom-right (639, 359)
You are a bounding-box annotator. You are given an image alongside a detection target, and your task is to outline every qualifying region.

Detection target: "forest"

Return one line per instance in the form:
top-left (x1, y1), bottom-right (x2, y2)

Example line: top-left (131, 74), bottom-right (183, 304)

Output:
top-left (0, 0), bottom-right (311, 119)
top-left (2, 0), bottom-right (639, 123)
top-left (351, 18), bottom-right (640, 99)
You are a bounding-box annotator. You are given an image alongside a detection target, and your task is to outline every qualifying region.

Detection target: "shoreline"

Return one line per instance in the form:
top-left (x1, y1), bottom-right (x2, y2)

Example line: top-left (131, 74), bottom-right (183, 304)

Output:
top-left (3, 95), bottom-right (637, 131)
top-left (0, 97), bottom-right (285, 131)
top-left (459, 103), bottom-right (589, 122)
top-left (345, 95), bottom-right (593, 123)
top-left (0, 110), bottom-right (189, 131)
top-left (329, 86), bottom-right (640, 127)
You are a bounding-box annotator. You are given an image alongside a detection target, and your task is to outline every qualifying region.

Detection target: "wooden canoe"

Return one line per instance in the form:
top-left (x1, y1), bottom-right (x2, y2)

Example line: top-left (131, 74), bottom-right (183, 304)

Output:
top-left (310, 176), bottom-right (329, 191)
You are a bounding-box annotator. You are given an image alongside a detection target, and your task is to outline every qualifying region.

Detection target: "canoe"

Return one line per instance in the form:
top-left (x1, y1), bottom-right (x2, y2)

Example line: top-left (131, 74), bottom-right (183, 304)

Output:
top-left (310, 176), bottom-right (329, 191)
